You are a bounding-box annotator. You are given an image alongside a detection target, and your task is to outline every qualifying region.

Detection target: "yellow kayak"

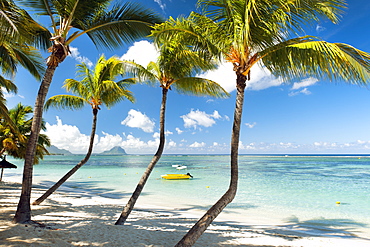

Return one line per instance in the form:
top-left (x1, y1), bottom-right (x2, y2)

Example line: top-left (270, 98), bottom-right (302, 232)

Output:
top-left (161, 173), bottom-right (193, 180)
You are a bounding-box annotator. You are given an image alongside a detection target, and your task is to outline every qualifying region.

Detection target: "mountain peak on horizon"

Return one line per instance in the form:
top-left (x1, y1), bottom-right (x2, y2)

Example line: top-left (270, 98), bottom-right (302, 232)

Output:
top-left (99, 146), bottom-right (127, 155)
top-left (47, 145), bottom-right (73, 155)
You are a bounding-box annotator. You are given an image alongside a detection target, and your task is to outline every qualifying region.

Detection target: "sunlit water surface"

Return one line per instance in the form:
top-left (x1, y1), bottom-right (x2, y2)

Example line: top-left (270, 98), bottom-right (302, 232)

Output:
top-left (6, 154), bottom-right (370, 237)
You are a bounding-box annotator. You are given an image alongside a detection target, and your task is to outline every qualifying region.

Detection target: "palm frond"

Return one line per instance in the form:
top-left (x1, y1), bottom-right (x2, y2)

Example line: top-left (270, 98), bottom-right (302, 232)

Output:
top-left (173, 77), bottom-right (230, 98)
top-left (262, 38), bottom-right (370, 84)
top-left (67, 2), bottom-right (163, 49)
top-left (0, 0), bottom-right (49, 46)
top-left (47, 55), bottom-right (136, 112)
top-left (0, 76), bottom-right (17, 93)
top-left (44, 94), bottom-right (87, 111)
top-left (11, 44), bottom-right (45, 80)
top-left (100, 80), bottom-right (135, 108)
top-left (64, 78), bottom-right (89, 99)
top-left (122, 60), bottom-right (159, 86)
top-left (0, 42), bottom-right (45, 80)
top-left (152, 15), bottom-right (223, 61)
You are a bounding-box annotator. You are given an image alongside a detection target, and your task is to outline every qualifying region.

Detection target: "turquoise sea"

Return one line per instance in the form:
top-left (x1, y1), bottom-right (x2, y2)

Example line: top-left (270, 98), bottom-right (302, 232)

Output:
top-left (5, 154), bottom-right (370, 238)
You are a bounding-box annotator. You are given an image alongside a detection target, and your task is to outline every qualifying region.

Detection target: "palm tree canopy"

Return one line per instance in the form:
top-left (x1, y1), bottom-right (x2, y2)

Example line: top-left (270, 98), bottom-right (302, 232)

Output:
top-left (0, 0), bottom-right (50, 47)
top-left (0, 1), bottom-right (47, 80)
top-left (0, 103), bottom-right (50, 163)
top-left (123, 31), bottom-right (230, 99)
top-left (45, 55), bottom-right (135, 111)
top-left (153, 0), bottom-right (370, 85)
top-left (0, 42), bottom-right (45, 80)
top-left (16, 0), bottom-right (163, 49)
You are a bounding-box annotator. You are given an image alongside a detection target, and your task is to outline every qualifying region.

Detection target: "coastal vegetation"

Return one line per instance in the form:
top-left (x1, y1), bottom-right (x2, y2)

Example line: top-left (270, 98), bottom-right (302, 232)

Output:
top-left (153, 0), bottom-right (370, 245)
top-left (7, 0), bottom-right (162, 224)
top-left (0, 0), bottom-right (369, 246)
top-left (0, 103), bottom-right (50, 163)
top-left (0, 0), bottom-right (46, 135)
top-left (32, 55), bottom-right (135, 205)
top-left (115, 34), bottom-right (229, 225)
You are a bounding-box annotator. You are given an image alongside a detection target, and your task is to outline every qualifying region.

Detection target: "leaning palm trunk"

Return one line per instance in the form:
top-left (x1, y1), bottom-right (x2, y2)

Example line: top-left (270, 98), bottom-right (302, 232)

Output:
top-left (175, 75), bottom-right (246, 246)
top-left (32, 109), bottom-right (98, 205)
top-left (115, 88), bottom-right (168, 225)
top-left (13, 65), bottom-right (57, 223)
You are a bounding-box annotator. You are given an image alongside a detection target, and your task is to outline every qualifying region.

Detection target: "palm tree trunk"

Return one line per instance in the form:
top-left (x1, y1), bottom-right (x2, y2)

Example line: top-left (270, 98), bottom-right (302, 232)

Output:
top-left (32, 109), bottom-right (98, 205)
top-left (175, 74), bottom-right (246, 247)
top-left (13, 65), bottom-right (56, 223)
top-left (115, 88), bottom-right (168, 225)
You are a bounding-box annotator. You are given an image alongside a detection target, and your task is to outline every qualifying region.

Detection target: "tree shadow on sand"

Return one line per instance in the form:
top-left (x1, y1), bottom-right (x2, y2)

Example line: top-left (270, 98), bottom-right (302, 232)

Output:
top-left (1, 182), bottom-right (370, 247)
top-left (280, 216), bottom-right (369, 238)
top-left (33, 179), bottom-right (151, 200)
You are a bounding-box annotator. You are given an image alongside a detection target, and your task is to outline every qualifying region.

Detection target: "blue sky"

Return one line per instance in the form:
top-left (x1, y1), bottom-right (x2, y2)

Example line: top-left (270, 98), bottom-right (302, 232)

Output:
top-left (5, 0), bottom-right (370, 154)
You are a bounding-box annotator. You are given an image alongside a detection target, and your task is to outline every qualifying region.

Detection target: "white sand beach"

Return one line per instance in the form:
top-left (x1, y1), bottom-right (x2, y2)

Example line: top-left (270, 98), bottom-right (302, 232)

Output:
top-left (1, 176), bottom-right (370, 247)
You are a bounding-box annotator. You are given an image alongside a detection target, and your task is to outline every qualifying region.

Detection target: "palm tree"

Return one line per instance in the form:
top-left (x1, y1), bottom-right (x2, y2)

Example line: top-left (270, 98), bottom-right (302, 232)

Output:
top-left (115, 38), bottom-right (229, 225)
top-left (0, 103), bottom-right (50, 164)
top-left (0, 0), bottom-right (48, 132)
top-left (12, 0), bottom-right (163, 223)
top-left (32, 55), bottom-right (135, 205)
top-left (153, 0), bottom-right (370, 245)
top-left (0, 0), bottom-right (49, 44)
top-left (0, 103), bottom-right (50, 182)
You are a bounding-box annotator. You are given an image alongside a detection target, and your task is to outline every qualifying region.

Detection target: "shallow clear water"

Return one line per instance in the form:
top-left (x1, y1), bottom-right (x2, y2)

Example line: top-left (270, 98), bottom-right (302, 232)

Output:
top-left (6, 154), bottom-right (370, 236)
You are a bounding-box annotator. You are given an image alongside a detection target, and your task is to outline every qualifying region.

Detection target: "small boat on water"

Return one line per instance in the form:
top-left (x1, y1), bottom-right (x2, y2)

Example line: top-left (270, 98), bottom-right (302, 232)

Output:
top-left (172, 165), bottom-right (187, 170)
top-left (161, 173), bottom-right (193, 180)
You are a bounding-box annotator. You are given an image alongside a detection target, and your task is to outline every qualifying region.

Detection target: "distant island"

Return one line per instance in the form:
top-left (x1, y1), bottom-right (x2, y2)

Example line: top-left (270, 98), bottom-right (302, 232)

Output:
top-left (97, 146), bottom-right (127, 155)
top-left (47, 145), bottom-right (127, 156)
top-left (47, 145), bottom-right (73, 155)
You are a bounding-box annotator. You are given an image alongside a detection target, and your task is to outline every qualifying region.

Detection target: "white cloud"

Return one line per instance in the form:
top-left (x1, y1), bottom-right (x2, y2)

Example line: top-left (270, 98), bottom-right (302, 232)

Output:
top-left (152, 130), bottom-right (173, 138)
top-left (44, 117), bottom-right (370, 154)
top-left (291, 77), bottom-right (318, 90)
top-left (168, 140), bottom-right (177, 147)
top-left (181, 109), bottom-right (221, 129)
top-left (212, 110), bottom-right (222, 119)
top-left (316, 25), bottom-right (326, 33)
top-left (235, 140), bottom-right (370, 154)
top-left (3, 92), bottom-right (14, 99)
top-left (176, 127), bottom-right (183, 134)
top-left (69, 46), bottom-right (93, 67)
top-left (121, 134), bottom-right (150, 150)
top-left (288, 88), bottom-right (312, 96)
top-left (288, 78), bottom-right (318, 96)
top-left (94, 132), bottom-right (123, 153)
top-left (121, 109), bottom-right (155, 133)
top-left (120, 40), bottom-right (159, 67)
top-left (246, 64), bottom-right (283, 90)
top-left (189, 141), bottom-right (206, 148)
top-left (43, 116), bottom-right (91, 153)
top-left (198, 62), bottom-right (236, 92)
top-left (120, 134), bottom-right (178, 153)
top-left (245, 122), bottom-right (257, 128)
top-left (199, 61), bottom-right (286, 92)
top-left (154, 0), bottom-right (166, 11)
top-left (43, 117), bottom-right (122, 154)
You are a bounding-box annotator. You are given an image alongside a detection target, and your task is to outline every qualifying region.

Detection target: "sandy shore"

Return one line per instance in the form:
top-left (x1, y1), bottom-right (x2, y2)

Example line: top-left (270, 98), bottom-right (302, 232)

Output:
top-left (1, 178), bottom-right (370, 247)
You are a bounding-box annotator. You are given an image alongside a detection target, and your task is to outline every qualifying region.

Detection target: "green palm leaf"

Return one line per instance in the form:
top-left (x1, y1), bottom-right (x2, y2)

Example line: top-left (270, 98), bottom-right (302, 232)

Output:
top-left (173, 77), bottom-right (229, 98)
top-left (46, 55), bottom-right (135, 111)
top-left (262, 38), bottom-right (370, 83)
top-left (67, 2), bottom-right (163, 48)
top-left (45, 95), bottom-right (87, 111)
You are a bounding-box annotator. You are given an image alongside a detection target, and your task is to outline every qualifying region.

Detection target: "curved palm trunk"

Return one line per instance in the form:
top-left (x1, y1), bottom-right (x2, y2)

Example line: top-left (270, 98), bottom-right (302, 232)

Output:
top-left (115, 88), bottom-right (168, 225)
top-left (32, 109), bottom-right (98, 205)
top-left (13, 65), bottom-right (57, 223)
top-left (175, 75), bottom-right (246, 247)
